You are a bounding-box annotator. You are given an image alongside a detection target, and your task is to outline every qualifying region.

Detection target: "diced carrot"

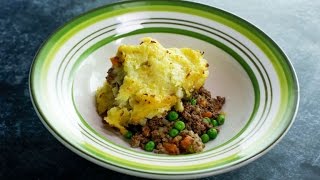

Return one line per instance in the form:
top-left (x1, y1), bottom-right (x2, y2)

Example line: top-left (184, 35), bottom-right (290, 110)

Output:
top-left (163, 142), bottom-right (180, 155)
top-left (111, 57), bottom-right (120, 66)
top-left (199, 99), bottom-right (207, 107)
top-left (180, 136), bottom-right (194, 149)
top-left (202, 111), bottom-right (213, 118)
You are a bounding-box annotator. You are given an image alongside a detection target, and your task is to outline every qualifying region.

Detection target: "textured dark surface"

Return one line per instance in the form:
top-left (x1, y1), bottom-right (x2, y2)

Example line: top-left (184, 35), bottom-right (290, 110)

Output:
top-left (1, 0), bottom-right (319, 179)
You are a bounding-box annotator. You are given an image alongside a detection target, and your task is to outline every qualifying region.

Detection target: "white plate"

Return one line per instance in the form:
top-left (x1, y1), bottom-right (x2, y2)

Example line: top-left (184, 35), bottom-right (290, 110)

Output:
top-left (29, 1), bottom-right (299, 179)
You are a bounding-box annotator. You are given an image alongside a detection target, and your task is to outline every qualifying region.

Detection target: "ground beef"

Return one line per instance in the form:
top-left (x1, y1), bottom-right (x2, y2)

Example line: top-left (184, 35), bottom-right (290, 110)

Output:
top-left (106, 67), bottom-right (115, 84)
top-left (127, 86), bottom-right (225, 155)
top-left (181, 87), bottom-right (225, 135)
top-left (130, 133), bottom-right (149, 148)
top-left (142, 126), bottom-right (151, 137)
top-left (180, 130), bottom-right (204, 153)
top-left (147, 117), bottom-right (166, 130)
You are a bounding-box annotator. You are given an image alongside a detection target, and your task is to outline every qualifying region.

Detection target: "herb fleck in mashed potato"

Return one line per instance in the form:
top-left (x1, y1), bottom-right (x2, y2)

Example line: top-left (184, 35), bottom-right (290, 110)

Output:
top-left (96, 37), bottom-right (209, 134)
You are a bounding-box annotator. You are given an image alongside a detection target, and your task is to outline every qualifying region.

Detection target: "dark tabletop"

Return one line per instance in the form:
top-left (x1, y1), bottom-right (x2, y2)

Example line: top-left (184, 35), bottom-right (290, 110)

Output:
top-left (1, 0), bottom-right (320, 179)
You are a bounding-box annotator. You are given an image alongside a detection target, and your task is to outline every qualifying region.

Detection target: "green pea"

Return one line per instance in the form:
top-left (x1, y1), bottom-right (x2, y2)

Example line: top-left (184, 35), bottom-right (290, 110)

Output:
top-left (217, 114), bottom-right (225, 125)
top-left (211, 119), bottom-right (218, 127)
top-left (201, 134), bottom-right (210, 143)
top-left (174, 121), bottom-right (185, 131)
top-left (190, 98), bottom-right (197, 105)
top-left (167, 111), bottom-right (179, 121)
top-left (203, 117), bottom-right (211, 124)
top-left (124, 131), bottom-right (133, 139)
top-left (169, 128), bottom-right (179, 137)
top-left (207, 128), bottom-right (218, 139)
top-left (145, 141), bottom-right (155, 152)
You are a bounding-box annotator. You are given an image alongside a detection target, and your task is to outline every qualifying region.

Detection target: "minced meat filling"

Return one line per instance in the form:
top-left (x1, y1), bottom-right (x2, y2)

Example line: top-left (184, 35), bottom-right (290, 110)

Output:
top-left (128, 87), bottom-right (225, 155)
top-left (182, 87), bottom-right (225, 135)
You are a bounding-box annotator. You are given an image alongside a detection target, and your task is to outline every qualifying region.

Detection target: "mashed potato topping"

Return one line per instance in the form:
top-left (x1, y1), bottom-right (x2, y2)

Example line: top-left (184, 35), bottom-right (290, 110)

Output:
top-left (96, 37), bottom-right (209, 134)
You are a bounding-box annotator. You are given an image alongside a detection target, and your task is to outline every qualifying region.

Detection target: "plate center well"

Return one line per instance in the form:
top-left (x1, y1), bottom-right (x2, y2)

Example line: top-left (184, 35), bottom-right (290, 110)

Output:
top-left (72, 33), bottom-right (255, 151)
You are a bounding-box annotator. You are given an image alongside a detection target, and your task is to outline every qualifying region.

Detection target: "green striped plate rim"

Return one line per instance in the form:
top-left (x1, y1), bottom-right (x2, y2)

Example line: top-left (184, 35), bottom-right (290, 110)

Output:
top-left (29, 0), bottom-right (299, 178)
